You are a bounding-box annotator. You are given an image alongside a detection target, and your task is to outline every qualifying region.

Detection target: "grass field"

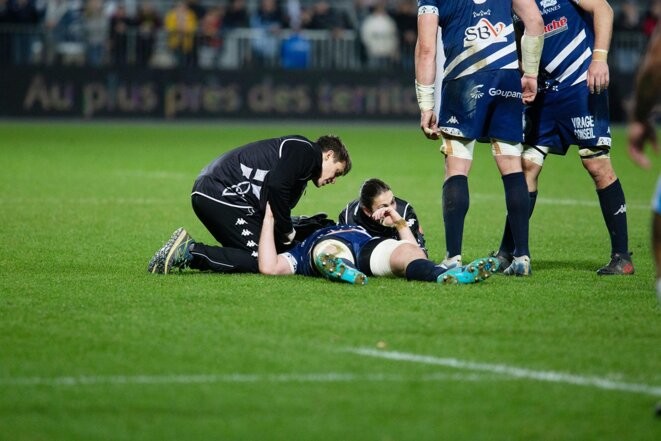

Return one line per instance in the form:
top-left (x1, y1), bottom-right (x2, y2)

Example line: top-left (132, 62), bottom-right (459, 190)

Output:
top-left (1, 121), bottom-right (659, 440)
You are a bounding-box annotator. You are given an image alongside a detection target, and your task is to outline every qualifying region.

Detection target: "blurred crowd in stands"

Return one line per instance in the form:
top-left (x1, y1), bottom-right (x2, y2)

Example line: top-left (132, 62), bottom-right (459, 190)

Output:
top-left (0, 0), bottom-right (657, 71)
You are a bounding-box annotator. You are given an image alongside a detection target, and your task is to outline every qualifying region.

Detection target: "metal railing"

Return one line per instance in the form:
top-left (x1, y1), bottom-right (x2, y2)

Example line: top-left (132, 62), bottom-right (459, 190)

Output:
top-left (0, 25), bottom-right (415, 71)
top-left (0, 23), bottom-right (646, 73)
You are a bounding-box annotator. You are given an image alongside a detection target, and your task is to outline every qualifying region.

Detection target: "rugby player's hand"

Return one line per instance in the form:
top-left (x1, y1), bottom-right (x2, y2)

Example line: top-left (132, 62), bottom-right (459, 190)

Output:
top-left (627, 120), bottom-right (659, 169)
top-left (371, 206), bottom-right (400, 228)
top-left (420, 110), bottom-right (440, 140)
top-left (587, 60), bottom-right (609, 94)
top-left (521, 75), bottom-right (537, 104)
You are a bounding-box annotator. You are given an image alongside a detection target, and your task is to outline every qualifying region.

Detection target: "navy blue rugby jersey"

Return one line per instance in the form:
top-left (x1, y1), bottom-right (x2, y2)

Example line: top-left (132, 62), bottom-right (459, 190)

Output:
top-left (417, 0), bottom-right (519, 81)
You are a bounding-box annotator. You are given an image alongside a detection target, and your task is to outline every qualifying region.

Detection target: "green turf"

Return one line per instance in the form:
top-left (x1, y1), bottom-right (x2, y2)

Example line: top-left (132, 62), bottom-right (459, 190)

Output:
top-left (0, 121), bottom-right (659, 441)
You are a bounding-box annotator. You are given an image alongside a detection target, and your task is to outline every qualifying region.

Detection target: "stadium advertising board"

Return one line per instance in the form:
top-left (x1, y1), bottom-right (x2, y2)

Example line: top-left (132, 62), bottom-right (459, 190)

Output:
top-left (0, 68), bottom-right (420, 120)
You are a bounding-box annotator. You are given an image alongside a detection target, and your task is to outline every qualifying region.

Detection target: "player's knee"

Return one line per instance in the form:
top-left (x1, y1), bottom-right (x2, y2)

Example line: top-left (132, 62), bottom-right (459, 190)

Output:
top-left (581, 153), bottom-right (616, 187)
top-left (313, 239), bottom-right (354, 264)
top-left (390, 243), bottom-right (426, 276)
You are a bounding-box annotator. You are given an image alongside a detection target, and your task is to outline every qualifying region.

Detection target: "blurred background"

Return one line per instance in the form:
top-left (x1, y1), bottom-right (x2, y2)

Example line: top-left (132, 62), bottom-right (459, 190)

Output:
top-left (0, 0), bottom-right (656, 120)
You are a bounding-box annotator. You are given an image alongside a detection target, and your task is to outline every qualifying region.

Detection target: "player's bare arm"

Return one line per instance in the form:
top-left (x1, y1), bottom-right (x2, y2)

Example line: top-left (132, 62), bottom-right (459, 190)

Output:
top-left (371, 207), bottom-right (416, 243)
top-left (258, 204), bottom-right (295, 275)
top-left (415, 11), bottom-right (440, 140)
top-left (628, 27), bottom-right (661, 168)
top-left (512, 0), bottom-right (545, 104)
top-left (576, 0), bottom-right (613, 94)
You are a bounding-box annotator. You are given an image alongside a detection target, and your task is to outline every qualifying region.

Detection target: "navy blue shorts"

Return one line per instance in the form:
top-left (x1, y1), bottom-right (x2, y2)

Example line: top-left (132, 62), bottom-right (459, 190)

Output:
top-left (439, 69), bottom-right (524, 143)
top-left (524, 84), bottom-right (611, 155)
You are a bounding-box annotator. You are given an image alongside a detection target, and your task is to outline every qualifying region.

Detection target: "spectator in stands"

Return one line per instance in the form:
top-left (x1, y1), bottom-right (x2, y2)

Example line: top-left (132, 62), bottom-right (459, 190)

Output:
top-left (198, 4), bottom-right (223, 69)
top-left (249, 0), bottom-right (284, 67)
top-left (223, 0), bottom-right (249, 30)
top-left (613, 0), bottom-right (643, 74)
top-left (353, 0), bottom-right (377, 26)
top-left (284, 0), bottom-right (302, 30)
top-left (82, 0), bottom-right (107, 66)
top-left (392, 0), bottom-right (416, 69)
top-left (185, 0), bottom-right (206, 21)
top-left (135, 0), bottom-right (161, 66)
top-left (306, 1), bottom-right (353, 68)
top-left (359, 0), bottom-right (398, 69)
top-left (8, 0), bottom-right (40, 65)
top-left (615, 0), bottom-right (643, 32)
top-left (643, 0), bottom-right (661, 37)
top-left (280, 23), bottom-right (310, 69)
top-left (306, 1), bottom-right (353, 36)
top-left (164, 0), bottom-right (197, 68)
top-left (109, 3), bottom-right (133, 66)
top-left (0, 0), bottom-right (12, 64)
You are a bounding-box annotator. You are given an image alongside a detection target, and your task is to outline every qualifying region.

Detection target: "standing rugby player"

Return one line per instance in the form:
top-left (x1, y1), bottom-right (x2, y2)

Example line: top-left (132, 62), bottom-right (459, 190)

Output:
top-left (415, 0), bottom-right (544, 275)
top-left (496, 0), bottom-right (634, 275)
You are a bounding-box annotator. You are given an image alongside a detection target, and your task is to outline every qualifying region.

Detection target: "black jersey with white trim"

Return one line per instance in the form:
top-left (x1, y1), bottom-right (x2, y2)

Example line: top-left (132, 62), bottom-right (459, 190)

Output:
top-left (193, 135), bottom-right (322, 242)
top-left (337, 197), bottom-right (427, 254)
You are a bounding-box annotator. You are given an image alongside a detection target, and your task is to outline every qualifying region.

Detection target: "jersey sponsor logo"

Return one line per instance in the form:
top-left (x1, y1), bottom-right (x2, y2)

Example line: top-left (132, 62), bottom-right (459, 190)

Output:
top-left (614, 204), bottom-right (627, 216)
top-left (473, 0), bottom-right (487, 4)
top-left (446, 116), bottom-right (459, 124)
top-left (241, 229), bottom-right (253, 237)
top-left (473, 9), bottom-right (491, 18)
top-left (540, 3), bottom-right (561, 15)
top-left (222, 164), bottom-right (269, 199)
top-left (464, 18), bottom-right (508, 47)
top-left (571, 115), bottom-right (595, 140)
top-left (597, 137), bottom-right (611, 147)
top-left (469, 84), bottom-right (485, 100)
top-left (544, 16), bottom-right (568, 37)
top-left (488, 88), bottom-right (522, 99)
top-left (442, 127), bottom-right (464, 137)
top-left (540, 0), bottom-right (557, 8)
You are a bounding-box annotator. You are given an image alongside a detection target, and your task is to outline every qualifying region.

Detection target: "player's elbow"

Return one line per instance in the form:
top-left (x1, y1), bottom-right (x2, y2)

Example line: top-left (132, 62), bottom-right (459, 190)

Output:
top-left (258, 260), bottom-right (277, 275)
top-left (416, 42), bottom-right (436, 60)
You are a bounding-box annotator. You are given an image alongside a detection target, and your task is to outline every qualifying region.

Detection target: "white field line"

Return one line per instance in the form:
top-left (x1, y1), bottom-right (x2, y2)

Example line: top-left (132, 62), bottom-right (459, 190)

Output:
top-left (0, 372), bottom-right (506, 387)
top-left (471, 193), bottom-right (651, 211)
top-left (0, 194), bottom-right (651, 210)
top-left (347, 348), bottom-right (661, 397)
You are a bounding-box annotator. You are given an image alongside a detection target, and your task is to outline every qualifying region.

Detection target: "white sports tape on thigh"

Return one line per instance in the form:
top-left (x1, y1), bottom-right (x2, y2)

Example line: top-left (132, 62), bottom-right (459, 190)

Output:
top-left (313, 239), bottom-right (355, 264)
top-left (440, 137), bottom-right (475, 160)
top-left (579, 147), bottom-right (610, 159)
top-left (522, 145), bottom-right (550, 166)
top-left (491, 139), bottom-right (523, 156)
top-left (369, 239), bottom-right (407, 277)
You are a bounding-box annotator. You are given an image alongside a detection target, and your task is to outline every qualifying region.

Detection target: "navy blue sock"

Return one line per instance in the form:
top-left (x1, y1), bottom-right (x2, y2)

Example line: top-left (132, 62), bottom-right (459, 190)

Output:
top-left (442, 175), bottom-right (469, 257)
top-left (597, 179), bottom-right (629, 255)
top-left (406, 259), bottom-right (445, 282)
top-left (499, 191), bottom-right (537, 255)
top-left (502, 172), bottom-right (530, 257)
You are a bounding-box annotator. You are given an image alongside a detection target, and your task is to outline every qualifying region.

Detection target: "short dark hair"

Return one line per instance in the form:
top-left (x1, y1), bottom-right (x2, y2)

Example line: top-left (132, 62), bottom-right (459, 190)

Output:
top-left (359, 178), bottom-right (391, 210)
top-left (317, 135), bottom-right (352, 175)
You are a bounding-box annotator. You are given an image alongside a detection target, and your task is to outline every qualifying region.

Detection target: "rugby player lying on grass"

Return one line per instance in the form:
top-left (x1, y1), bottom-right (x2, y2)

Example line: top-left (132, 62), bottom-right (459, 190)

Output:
top-left (258, 203), bottom-right (499, 285)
